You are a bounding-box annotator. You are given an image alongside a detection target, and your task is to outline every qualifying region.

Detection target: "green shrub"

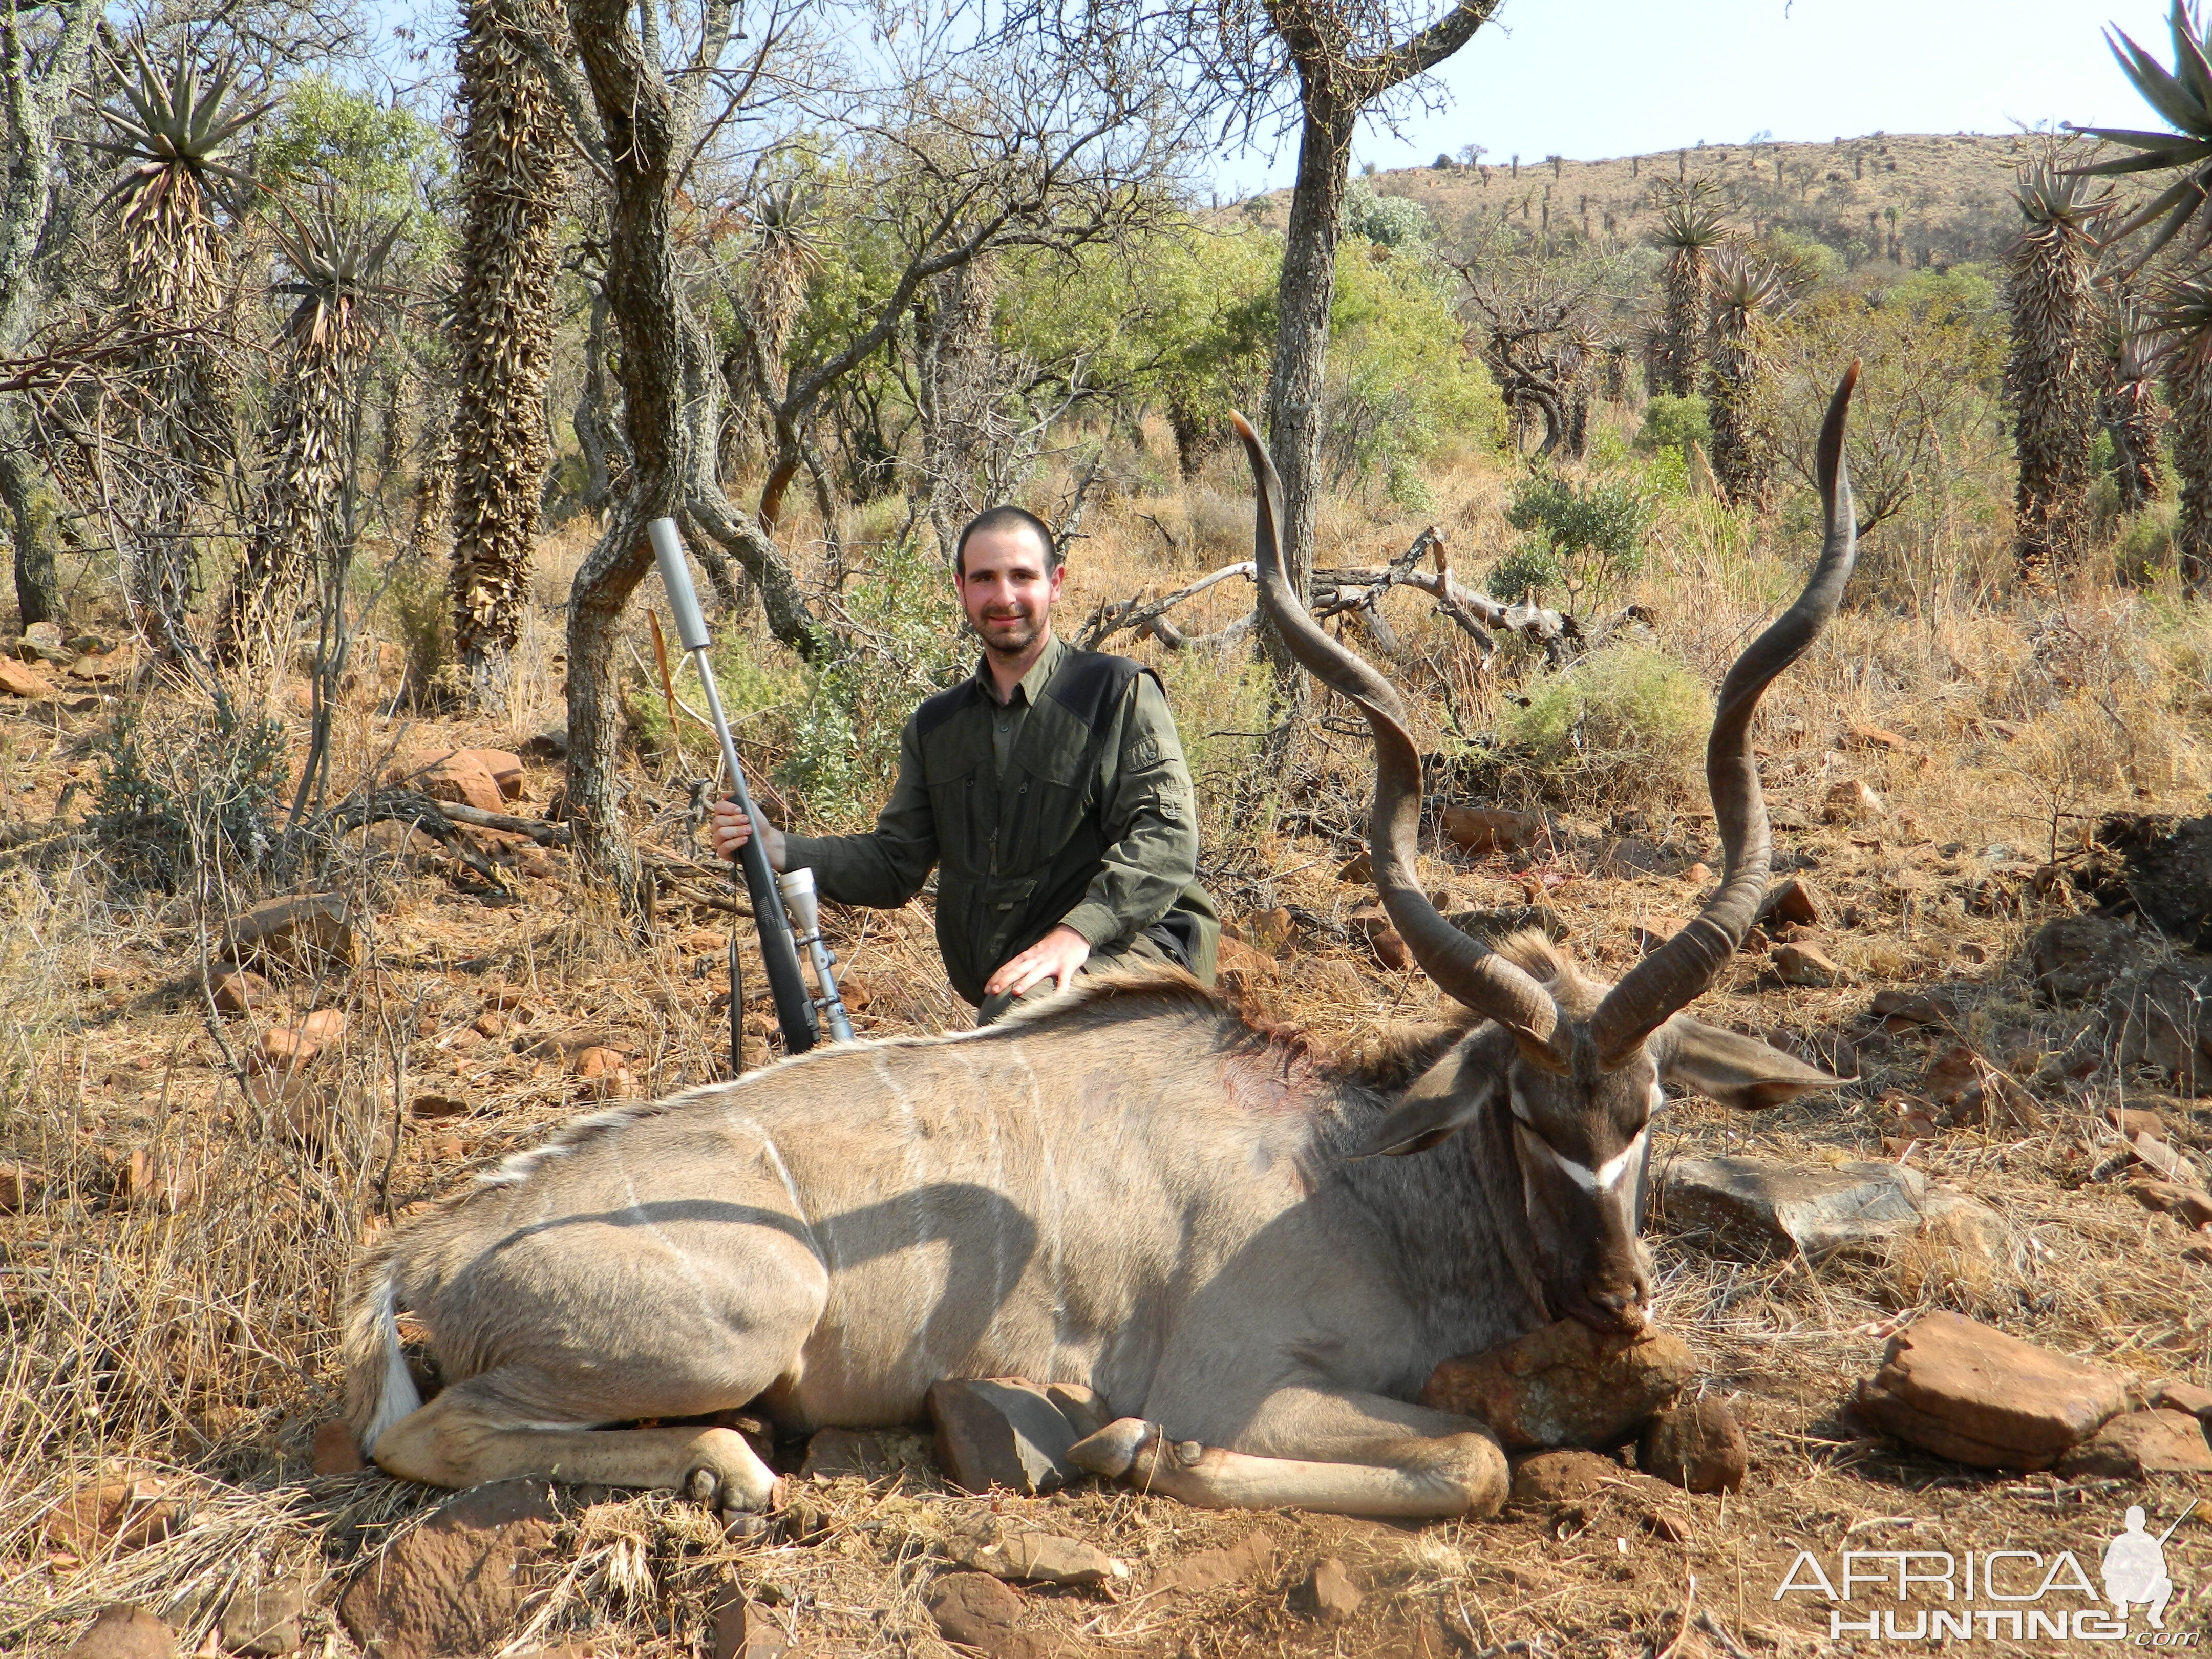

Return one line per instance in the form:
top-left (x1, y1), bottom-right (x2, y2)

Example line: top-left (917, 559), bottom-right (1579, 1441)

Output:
top-left (2115, 500), bottom-right (2178, 586)
top-left (1502, 645), bottom-right (1708, 812)
top-left (91, 697), bottom-right (289, 890)
top-left (1636, 392), bottom-right (1711, 456)
top-left (1497, 470), bottom-right (1652, 610)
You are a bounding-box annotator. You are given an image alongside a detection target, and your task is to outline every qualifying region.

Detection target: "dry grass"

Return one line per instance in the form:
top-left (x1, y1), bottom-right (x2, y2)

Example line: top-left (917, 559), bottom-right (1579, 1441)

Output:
top-left (4, 423), bottom-right (2211, 1655)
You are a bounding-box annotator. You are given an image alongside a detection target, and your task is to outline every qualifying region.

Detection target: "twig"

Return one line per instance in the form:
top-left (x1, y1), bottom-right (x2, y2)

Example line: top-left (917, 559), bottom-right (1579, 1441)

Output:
top-left (1694, 1610), bottom-right (1760, 1659)
top-left (1080, 561), bottom-right (1255, 649)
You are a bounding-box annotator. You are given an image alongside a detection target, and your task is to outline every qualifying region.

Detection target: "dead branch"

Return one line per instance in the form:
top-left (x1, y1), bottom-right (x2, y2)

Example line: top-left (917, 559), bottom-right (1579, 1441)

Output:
top-left (1080, 560), bottom-right (1256, 649)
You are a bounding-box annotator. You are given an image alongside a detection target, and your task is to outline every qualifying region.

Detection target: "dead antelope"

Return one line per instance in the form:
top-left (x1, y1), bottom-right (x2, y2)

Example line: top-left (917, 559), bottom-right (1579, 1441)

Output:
top-left (343, 369), bottom-right (1862, 1521)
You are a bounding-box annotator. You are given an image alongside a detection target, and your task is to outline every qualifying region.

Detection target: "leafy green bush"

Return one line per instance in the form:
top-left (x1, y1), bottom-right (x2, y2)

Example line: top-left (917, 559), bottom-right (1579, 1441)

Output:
top-left (91, 698), bottom-right (289, 890)
top-left (1503, 646), bottom-right (1708, 812)
top-left (2115, 500), bottom-right (2179, 586)
top-left (1343, 180), bottom-right (1432, 248)
top-left (1636, 392), bottom-right (1711, 456)
top-left (1496, 470), bottom-right (1652, 610)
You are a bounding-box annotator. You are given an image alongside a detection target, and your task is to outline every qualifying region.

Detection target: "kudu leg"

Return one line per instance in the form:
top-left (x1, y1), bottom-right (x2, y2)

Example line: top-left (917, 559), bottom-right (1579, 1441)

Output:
top-left (372, 1381), bottom-right (781, 1529)
top-left (1069, 1385), bottom-right (1507, 1518)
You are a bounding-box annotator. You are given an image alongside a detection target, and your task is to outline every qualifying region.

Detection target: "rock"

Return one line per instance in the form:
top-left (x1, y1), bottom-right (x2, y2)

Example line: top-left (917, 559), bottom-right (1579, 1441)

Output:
top-left (1822, 779), bottom-right (1883, 823)
top-left (1655, 1155), bottom-right (2005, 1263)
top-left (707, 1592), bottom-right (790, 1659)
top-left (519, 728), bottom-right (568, 762)
top-left (313, 1419), bottom-right (365, 1475)
top-left (0, 655), bottom-right (58, 698)
top-left (954, 1525), bottom-right (1117, 1587)
top-left (61, 1606), bottom-right (174, 1659)
top-left (1680, 862), bottom-right (1712, 886)
top-left (23, 619), bottom-right (65, 654)
top-left (68, 646), bottom-right (133, 683)
top-left (473, 1011), bottom-right (507, 1039)
top-left (410, 1094), bottom-right (467, 1120)
top-left (1347, 905), bottom-right (1410, 971)
top-left (252, 1027), bottom-right (323, 1075)
top-left (0, 1162), bottom-right (34, 1213)
top-left (1869, 987), bottom-right (1960, 1028)
top-left (1298, 1559), bottom-right (1363, 1623)
top-left (2110, 1104), bottom-right (2171, 1139)
top-left (1638, 1398), bottom-right (1748, 1493)
top-left (1441, 805), bottom-right (1544, 855)
top-left (798, 1425), bottom-right (932, 1480)
top-left (927, 1377), bottom-right (1105, 1495)
top-left (42, 1478), bottom-right (176, 1555)
top-left (2029, 915), bottom-right (2153, 1006)
top-left (1633, 915), bottom-right (1687, 955)
top-left (337, 1479), bottom-right (557, 1659)
top-left (1771, 942), bottom-right (1844, 987)
top-left (1335, 849), bottom-right (1372, 883)
top-left (1420, 1320), bottom-right (1694, 1450)
top-left (1843, 722), bottom-right (1907, 751)
top-left (924, 1572), bottom-right (1045, 1659)
top-left (296, 1008), bottom-right (347, 1044)
top-left (1854, 1311), bottom-right (2125, 1470)
top-left (2090, 813), bottom-right (2212, 951)
top-left (1507, 1448), bottom-right (1620, 1505)
top-left (1752, 875), bottom-right (1822, 928)
top-left (221, 1577), bottom-right (312, 1656)
top-left (2053, 1409), bottom-right (2212, 1479)
top-left (225, 895), bottom-right (361, 976)
top-left (2130, 1179), bottom-right (2212, 1229)
top-left (388, 748), bottom-right (526, 808)
top-left (2128, 1129), bottom-right (2204, 1186)
top-left (2154, 1379), bottom-right (2212, 1422)
top-left (1152, 1528), bottom-right (1277, 1595)
top-left (1249, 907), bottom-right (1296, 950)
top-left (2114, 964), bottom-right (2212, 1094)
top-left (208, 963), bottom-right (272, 1015)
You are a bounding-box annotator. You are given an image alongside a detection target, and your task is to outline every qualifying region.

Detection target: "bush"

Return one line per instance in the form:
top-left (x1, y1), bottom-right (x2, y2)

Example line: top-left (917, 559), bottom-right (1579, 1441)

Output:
top-left (1343, 180), bottom-right (1431, 249)
top-left (91, 697), bottom-right (289, 890)
top-left (1502, 646), bottom-right (1708, 812)
top-left (1497, 470), bottom-right (1652, 610)
top-left (1636, 392), bottom-right (1711, 456)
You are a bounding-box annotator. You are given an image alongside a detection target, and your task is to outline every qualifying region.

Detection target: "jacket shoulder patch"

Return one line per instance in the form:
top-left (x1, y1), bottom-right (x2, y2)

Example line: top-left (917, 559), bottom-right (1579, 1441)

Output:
top-left (915, 678), bottom-right (985, 741)
top-left (1046, 650), bottom-right (1159, 737)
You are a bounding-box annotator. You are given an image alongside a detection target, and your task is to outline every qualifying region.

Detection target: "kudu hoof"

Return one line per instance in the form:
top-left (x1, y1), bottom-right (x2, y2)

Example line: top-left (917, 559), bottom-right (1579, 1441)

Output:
top-left (1067, 1416), bottom-right (1160, 1479)
top-left (684, 1462), bottom-right (774, 1537)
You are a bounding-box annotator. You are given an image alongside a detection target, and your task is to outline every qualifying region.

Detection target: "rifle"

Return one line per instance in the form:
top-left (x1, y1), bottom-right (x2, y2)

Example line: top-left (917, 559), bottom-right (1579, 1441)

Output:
top-left (648, 517), bottom-right (855, 1065)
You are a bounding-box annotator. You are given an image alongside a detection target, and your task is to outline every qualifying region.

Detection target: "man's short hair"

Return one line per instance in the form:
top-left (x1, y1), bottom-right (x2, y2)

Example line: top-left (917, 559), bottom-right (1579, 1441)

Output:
top-left (954, 506), bottom-right (1059, 578)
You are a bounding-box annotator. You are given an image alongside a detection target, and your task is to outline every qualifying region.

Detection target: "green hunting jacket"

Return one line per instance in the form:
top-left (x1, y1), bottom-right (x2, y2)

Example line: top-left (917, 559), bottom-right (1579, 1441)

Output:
top-left (782, 634), bottom-right (1219, 1007)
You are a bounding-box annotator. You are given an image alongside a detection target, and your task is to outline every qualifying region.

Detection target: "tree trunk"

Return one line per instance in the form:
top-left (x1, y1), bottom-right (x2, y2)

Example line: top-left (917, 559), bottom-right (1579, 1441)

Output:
top-left (1259, 86), bottom-right (1353, 714)
top-left (2006, 222), bottom-right (2097, 581)
top-left (0, 437), bottom-right (60, 626)
top-left (2173, 357), bottom-right (2212, 592)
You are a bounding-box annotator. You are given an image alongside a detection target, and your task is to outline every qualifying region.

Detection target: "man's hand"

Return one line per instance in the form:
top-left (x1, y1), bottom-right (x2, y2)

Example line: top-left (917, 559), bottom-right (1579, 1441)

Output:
top-left (984, 925), bottom-right (1091, 1002)
top-left (712, 798), bottom-right (789, 873)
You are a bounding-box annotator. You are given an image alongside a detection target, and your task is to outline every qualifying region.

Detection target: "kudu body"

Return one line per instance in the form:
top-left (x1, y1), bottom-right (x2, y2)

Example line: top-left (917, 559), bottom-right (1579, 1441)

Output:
top-left (345, 372), bottom-right (1862, 1519)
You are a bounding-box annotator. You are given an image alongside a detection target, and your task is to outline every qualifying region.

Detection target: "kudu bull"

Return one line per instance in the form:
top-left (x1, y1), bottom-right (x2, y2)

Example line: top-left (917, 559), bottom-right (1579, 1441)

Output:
top-left (344, 370), bottom-right (1861, 1521)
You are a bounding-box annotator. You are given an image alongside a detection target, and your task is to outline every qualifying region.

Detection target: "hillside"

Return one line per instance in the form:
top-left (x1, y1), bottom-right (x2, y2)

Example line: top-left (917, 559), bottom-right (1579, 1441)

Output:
top-left (1241, 131), bottom-right (2057, 269)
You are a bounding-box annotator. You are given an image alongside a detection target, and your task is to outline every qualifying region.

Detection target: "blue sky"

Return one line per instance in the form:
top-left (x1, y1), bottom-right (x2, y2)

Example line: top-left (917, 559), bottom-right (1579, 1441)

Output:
top-left (1211, 0), bottom-right (2174, 197)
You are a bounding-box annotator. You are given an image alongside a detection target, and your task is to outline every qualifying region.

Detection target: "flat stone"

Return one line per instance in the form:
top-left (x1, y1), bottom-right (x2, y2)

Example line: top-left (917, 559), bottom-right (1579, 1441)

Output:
top-left (1152, 1528), bottom-right (1277, 1595)
top-left (1771, 942), bottom-right (1843, 987)
top-left (252, 1027), bottom-right (323, 1074)
top-left (924, 1572), bottom-right (1046, 1659)
top-left (707, 1591), bottom-right (789, 1659)
top-left (954, 1525), bottom-right (1117, 1587)
top-left (797, 1425), bottom-right (933, 1481)
top-left (1441, 805), bottom-right (1544, 854)
top-left (1869, 988), bottom-right (1962, 1028)
top-left (220, 1577), bottom-right (312, 1656)
top-left (2130, 1180), bottom-right (2212, 1229)
top-left (23, 620), bottom-right (65, 653)
top-left (225, 895), bottom-right (361, 976)
top-left (2154, 1380), bottom-right (2212, 1421)
top-left (1508, 1448), bottom-right (1620, 1505)
top-left (298, 1008), bottom-right (348, 1044)
top-left (2054, 1409), bottom-right (2212, 1479)
top-left (389, 748), bottom-right (525, 807)
top-left (1421, 1320), bottom-right (1693, 1450)
top-left (313, 1419), bottom-right (365, 1475)
top-left (2030, 915), bottom-right (2154, 1006)
top-left (208, 963), bottom-right (272, 1015)
top-left (42, 1478), bottom-right (176, 1554)
top-left (1299, 1558), bottom-right (1363, 1623)
top-left (1655, 1155), bottom-right (2004, 1262)
top-left (0, 655), bottom-right (58, 698)
top-left (1822, 779), bottom-right (1883, 823)
top-left (1639, 1398), bottom-right (1748, 1493)
top-left (1854, 1311), bottom-right (2125, 1470)
top-left (927, 1377), bottom-right (1104, 1495)
top-left (337, 1479), bottom-right (557, 1659)
top-left (62, 1606), bottom-right (174, 1659)
top-left (68, 646), bottom-right (133, 682)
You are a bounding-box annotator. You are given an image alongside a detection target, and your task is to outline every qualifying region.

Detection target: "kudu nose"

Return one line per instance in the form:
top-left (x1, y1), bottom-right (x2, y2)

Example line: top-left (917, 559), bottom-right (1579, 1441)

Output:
top-left (1574, 1279), bottom-right (1649, 1336)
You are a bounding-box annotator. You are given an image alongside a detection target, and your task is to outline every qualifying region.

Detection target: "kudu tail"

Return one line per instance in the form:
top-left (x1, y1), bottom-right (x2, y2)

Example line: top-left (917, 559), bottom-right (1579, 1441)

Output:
top-left (341, 1243), bottom-right (422, 1457)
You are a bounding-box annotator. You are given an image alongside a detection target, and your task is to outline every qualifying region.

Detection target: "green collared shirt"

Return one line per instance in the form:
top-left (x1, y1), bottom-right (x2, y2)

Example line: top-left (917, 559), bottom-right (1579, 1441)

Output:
top-left (782, 633), bottom-right (1218, 1006)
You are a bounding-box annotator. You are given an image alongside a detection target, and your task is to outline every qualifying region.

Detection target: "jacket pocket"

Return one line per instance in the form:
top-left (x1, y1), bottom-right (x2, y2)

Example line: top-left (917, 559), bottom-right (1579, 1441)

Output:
top-left (926, 764), bottom-right (982, 878)
top-left (1003, 743), bottom-right (1091, 877)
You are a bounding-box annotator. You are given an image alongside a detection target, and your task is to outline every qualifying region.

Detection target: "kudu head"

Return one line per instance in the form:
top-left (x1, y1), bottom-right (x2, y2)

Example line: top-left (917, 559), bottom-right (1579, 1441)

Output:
top-left (1235, 367), bottom-right (1864, 1336)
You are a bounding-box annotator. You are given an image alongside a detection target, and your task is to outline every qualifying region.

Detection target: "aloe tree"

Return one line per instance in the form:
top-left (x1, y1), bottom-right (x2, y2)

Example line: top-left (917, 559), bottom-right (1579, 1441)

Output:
top-left (1705, 248), bottom-right (1789, 512)
top-left (2099, 288), bottom-right (2166, 512)
top-left (449, 0), bottom-right (566, 708)
top-left (92, 44), bottom-right (269, 654)
top-left (217, 205), bottom-right (399, 673)
top-left (2153, 274), bottom-right (2212, 586)
top-left (1651, 183), bottom-right (1726, 398)
top-left (2005, 164), bottom-right (2109, 578)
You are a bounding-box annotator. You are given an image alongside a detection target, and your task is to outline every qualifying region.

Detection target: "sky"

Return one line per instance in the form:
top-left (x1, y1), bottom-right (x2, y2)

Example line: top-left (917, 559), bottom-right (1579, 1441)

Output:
top-left (1211, 0), bottom-right (2175, 199)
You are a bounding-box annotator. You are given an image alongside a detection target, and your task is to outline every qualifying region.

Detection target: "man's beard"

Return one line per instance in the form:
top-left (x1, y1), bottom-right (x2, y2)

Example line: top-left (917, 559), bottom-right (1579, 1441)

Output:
top-left (977, 610), bottom-right (1041, 653)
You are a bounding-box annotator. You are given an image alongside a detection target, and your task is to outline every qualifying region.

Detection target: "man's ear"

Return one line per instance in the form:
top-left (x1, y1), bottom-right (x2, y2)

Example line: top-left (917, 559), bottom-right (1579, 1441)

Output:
top-left (1046, 562), bottom-right (1065, 602)
top-left (1655, 1015), bottom-right (1851, 1111)
top-left (1345, 1036), bottom-right (1501, 1158)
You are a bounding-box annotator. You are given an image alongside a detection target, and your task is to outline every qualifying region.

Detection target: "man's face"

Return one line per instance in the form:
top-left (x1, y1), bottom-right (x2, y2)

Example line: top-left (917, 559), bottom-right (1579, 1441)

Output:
top-left (956, 525), bottom-right (1062, 657)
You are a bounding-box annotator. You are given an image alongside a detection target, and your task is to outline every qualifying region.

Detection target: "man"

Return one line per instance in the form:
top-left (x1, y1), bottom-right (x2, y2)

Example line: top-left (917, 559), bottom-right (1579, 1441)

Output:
top-left (714, 505), bottom-right (1217, 1024)
top-left (2101, 1505), bottom-right (2173, 1629)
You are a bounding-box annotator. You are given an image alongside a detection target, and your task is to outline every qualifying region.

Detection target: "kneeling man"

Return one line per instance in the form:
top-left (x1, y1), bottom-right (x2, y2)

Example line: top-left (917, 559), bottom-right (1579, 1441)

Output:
top-left (716, 506), bottom-right (1217, 1023)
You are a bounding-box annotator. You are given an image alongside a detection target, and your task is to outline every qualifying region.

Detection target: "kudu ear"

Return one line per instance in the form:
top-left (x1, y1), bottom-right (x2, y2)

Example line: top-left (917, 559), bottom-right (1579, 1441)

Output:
top-left (1346, 1037), bottom-right (1502, 1159)
top-left (1655, 1015), bottom-right (1851, 1111)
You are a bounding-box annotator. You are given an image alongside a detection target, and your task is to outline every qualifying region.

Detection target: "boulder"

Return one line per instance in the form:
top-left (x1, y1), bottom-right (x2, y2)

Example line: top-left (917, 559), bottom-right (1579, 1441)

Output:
top-left (1507, 1448), bottom-right (1620, 1505)
top-left (0, 656), bottom-right (58, 698)
top-left (927, 1378), bottom-right (1105, 1495)
top-left (2053, 1409), bottom-right (2212, 1479)
top-left (42, 1478), bottom-right (176, 1555)
top-left (797, 1425), bottom-right (932, 1481)
top-left (220, 1577), bottom-right (312, 1657)
top-left (388, 748), bottom-right (525, 807)
top-left (1655, 1155), bottom-right (2004, 1263)
top-left (2114, 965), bottom-right (2212, 1094)
top-left (924, 1573), bottom-right (1047, 1659)
top-left (1638, 1398), bottom-right (1748, 1493)
top-left (208, 963), bottom-right (272, 1015)
top-left (313, 1420), bottom-right (365, 1475)
top-left (22, 619), bottom-right (66, 655)
top-left (952, 1525), bottom-right (1118, 1587)
top-left (2130, 1180), bottom-right (2212, 1229)
top-left (1854, 1311), bottom-right (2125, 1470)
top-left (224, 895), bottom-right (361, 976)
top-left (1152, 1528), bottom-right (1277, 1595)
top-left (1297, 1559), bottom-right (1363, 1624)
top-left (252, 1027), bottom-right (323, 1075)
top-left (2029, 915), bottom-right (2158, 1006)
top-left (61, 1606), bottom-right (174, 1659)
top-left (1441, 805), bottom-right (1544, 855)
top-left (1420, 1319), bottom-right (1694, 1450)
top-left (68, 646), bottom-right (133, 683)
top-left (2155, 1379), bottom-right (2212, 1422)
top-left (337, 1479), bottom-right (557, 1659)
